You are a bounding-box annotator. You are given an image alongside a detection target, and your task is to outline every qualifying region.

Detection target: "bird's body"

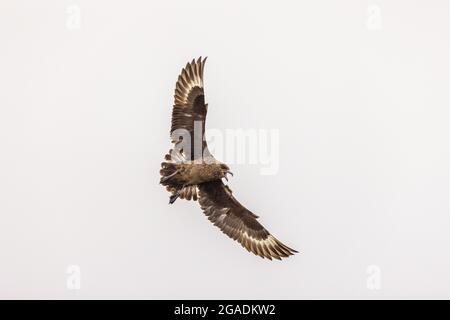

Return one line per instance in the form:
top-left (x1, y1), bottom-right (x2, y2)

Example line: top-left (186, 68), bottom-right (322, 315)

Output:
top-left (160, 57), bottom-right (297, 260)
top-left (161, 161), bottom-right (227, 186)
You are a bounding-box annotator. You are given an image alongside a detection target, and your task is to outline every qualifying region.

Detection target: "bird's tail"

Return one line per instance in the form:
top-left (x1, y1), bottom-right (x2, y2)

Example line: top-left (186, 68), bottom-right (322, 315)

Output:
top-left (160, 149), bottom-right (184, 184)
top-left (159, 162), bottom-right (180, 185)
top-left (160, 149), bottom-right (198, 203)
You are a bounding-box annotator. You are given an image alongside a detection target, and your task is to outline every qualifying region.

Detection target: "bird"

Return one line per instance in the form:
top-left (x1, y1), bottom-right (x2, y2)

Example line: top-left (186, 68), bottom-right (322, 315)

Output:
top-left (160, 57), bottom-right (297, 260)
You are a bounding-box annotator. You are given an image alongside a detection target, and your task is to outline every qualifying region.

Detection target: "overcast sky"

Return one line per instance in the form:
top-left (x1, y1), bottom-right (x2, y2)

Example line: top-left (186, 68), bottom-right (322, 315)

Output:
top-left (1, 0), bottom-right (450, 299)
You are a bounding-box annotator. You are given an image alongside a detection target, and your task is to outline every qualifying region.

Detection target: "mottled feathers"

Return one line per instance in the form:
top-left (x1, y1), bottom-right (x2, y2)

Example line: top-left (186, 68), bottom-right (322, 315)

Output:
top-left (198, 180), bottom-right (297, 260)
top-left (160, 57), bottom-right (297, 260)
top-left (171, 57), bottom-right (210, 161)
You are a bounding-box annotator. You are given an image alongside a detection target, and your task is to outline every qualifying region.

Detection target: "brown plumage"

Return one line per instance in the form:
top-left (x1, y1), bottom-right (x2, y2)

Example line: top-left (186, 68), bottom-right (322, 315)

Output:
top-left (160, 57), bottom-right (297, 260)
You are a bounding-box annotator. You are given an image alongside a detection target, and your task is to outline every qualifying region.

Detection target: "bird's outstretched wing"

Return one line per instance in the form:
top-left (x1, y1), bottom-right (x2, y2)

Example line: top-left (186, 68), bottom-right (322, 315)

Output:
top-left (171, 57), bottom-right (212, 161)
top-left (198, 180), bottom-right (297, 260)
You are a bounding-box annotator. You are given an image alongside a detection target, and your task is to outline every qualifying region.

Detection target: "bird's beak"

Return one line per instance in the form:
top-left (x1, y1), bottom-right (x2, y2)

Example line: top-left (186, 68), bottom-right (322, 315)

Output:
top-left (227, 171), bottom-right (234, 177)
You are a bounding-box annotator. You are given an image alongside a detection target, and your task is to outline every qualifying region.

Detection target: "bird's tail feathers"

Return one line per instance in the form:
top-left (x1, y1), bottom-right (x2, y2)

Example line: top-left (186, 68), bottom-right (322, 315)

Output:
top-left (160, 149), bottom-right (197, 202)
top-left (160, 148), bottom-right (186, 185)
top-left (159, 162), bottom-right (179, 185)
top-left (178, 185), bottom-right (198, 201)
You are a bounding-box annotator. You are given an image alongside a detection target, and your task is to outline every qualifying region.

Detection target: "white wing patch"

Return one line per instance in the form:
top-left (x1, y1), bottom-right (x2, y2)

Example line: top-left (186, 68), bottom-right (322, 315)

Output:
top-left (240, 233), bottom-right (293, 260)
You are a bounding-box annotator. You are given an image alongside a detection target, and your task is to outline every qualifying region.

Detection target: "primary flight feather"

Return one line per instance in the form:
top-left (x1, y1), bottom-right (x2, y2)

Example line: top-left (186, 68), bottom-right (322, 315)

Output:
top-left (160, 57), bottom-right (297, 260)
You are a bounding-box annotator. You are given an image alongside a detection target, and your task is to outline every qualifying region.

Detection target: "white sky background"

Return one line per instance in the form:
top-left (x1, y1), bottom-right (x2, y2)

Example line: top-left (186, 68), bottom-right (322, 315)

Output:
top-left (0, 0), bottom-right (450, 299)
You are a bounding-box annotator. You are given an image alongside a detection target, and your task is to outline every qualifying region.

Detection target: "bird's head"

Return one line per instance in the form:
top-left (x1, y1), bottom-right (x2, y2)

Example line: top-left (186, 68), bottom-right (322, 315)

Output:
top-left (219, 163), bottom-right (233, 181)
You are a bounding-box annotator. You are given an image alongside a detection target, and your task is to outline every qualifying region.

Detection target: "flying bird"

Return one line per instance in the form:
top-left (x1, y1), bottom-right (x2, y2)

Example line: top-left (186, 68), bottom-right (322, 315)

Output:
top-left (160, 57), bottom-right (297, 260)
